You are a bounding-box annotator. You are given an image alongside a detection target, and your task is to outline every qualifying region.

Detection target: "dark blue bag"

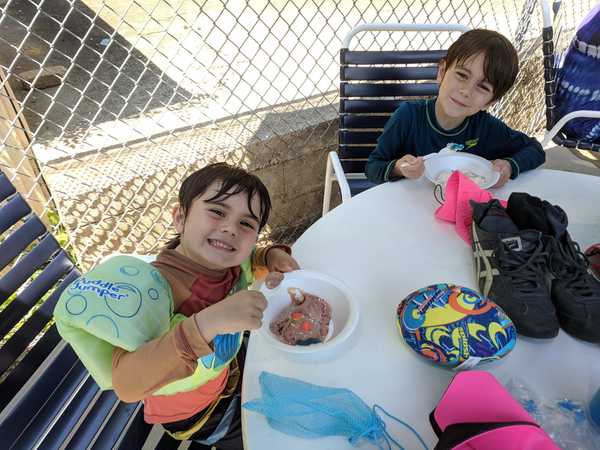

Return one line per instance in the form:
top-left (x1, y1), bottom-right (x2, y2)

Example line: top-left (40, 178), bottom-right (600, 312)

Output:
top-left (555, 4), bottom-right (600, 143)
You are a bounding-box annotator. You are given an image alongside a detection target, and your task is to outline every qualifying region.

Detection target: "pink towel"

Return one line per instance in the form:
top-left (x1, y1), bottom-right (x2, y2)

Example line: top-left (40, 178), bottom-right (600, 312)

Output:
top-left (435, 171), bottom-right (506, 244)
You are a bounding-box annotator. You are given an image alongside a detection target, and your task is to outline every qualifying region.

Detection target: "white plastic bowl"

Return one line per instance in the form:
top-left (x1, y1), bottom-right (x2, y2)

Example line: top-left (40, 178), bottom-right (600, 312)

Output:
top-left (424, 152), bottom-right (500, 189)
top-left (259, 270), bottom-right (359, 355)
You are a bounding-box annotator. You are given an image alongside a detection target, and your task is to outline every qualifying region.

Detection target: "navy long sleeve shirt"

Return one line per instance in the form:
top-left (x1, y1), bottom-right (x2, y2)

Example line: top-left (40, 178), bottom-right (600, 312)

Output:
top-left (365, 98), bottom-right (546, 184)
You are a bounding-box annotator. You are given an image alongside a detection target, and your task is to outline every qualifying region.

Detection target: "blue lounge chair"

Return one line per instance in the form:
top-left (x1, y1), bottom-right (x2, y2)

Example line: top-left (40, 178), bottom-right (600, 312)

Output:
top-left (0, 169), bottom-right (184, 449)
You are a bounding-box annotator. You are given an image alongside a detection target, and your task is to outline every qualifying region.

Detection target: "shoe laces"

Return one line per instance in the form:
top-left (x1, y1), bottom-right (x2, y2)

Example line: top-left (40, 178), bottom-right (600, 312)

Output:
top-left (549, 236), bottom-right (596, 296)
top-left (496, 240), bottom-right (548, 295)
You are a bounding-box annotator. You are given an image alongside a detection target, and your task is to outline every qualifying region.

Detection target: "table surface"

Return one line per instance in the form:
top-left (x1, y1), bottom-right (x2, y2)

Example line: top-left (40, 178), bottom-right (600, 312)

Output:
top-left (242, 169), bottom-right (600, 449)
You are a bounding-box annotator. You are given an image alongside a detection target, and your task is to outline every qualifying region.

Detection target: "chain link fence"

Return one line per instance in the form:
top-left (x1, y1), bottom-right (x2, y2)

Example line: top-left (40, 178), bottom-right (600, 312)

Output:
top-left (0, 0), bottom-right (594, 271)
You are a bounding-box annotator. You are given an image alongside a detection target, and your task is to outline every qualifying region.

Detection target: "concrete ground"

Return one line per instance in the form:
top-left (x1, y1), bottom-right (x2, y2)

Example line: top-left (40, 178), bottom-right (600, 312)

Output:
top-left (542, 144), bottom-right (600, 176)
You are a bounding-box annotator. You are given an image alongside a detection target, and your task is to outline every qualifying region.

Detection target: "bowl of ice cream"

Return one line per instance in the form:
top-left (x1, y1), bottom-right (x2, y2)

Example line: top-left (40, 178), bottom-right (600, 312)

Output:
top-left (424, 152), bottom-right (500, 189)
top-left (258, 270), bottom-right (359, 354)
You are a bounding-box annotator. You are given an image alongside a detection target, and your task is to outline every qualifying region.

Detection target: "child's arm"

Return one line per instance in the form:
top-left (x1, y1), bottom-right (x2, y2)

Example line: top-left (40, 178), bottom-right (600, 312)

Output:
top-left (252, 245), bottom-right (300, 289)
top-left (112, 290), bottom-right (267, 402)
top-left (365, 103), bottom-right (413, 184)
top-left (485, 116), bottom-right (546, 180)
top-left (112, 315), bottom-right (213, 402)
top-left (252, 245), bottom-right (299, 273)
top-left (252, 245), bottom-right (290, 269)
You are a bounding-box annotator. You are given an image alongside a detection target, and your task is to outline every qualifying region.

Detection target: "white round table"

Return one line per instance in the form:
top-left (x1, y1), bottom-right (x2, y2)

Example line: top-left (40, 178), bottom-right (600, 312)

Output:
top-left (242, 169), bottom-right (600, 449)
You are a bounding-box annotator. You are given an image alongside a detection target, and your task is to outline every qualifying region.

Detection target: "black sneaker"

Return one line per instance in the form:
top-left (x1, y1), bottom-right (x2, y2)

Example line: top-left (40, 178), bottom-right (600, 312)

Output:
top-left (508, 192), bottom-right (600, 343)
top-left (471, 199), bottom-right (559, 338)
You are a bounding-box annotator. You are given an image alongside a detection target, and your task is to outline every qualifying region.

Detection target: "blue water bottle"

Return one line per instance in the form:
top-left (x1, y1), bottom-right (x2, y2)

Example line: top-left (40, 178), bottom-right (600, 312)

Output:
top-left (590, 387), bottom-right (600, 430)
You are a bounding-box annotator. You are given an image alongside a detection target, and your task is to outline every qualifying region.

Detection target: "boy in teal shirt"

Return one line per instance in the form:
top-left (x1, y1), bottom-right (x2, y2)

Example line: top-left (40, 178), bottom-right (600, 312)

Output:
top-left (365, 29), bottom-right (545, 188)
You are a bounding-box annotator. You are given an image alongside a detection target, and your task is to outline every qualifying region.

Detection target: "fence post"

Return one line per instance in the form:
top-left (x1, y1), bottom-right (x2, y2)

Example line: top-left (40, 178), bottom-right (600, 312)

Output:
top-left (0, 68), bottom-right (55, 227)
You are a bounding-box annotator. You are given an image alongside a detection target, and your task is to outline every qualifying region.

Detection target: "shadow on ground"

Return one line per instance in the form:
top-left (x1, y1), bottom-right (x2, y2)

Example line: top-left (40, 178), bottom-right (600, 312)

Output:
top-left (0, 0), bottom-right (195, 146)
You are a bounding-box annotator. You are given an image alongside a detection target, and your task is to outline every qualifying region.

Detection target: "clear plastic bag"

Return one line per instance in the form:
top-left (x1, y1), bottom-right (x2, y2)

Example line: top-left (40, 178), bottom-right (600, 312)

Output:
top-left (506, 378), bottom-right (600, 450)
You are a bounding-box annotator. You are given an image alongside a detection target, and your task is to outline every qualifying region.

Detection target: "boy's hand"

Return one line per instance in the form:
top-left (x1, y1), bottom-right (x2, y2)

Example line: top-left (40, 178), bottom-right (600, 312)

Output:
top-left (194, 290), bottom-right (268, 342)
top-left (265, 248), bottom-right (300, 289)
top-left (491, 159), bottom-right (512, 188)
top-left (266, 247), bottom-right (300, 273)
top-left (394, 155), bottom-right (425, 179)
top-left (264, 271), bottom-right (284, 289)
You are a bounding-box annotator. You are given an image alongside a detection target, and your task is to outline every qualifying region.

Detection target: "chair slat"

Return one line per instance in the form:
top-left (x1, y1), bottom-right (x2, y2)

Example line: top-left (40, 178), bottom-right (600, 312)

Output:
top-left (64, 390), bottom-right (122, 450)
top-left (341, 82), bottom-right (439, 98)
top-left (339, 130), bottom-right (382, 145)
top-left (339, 145), bottom-right (376, 159)
top-left (342, 66), bottom-right (438, 81)
top-left (341, 99), bottom-right (402, 113)
top-left (0, 251), bottom-right (74, 341)
top-left (90, 401), bottom-right (145, 450)
top-left (342, 49), bottom-right (446, 65)
top-left (0, 215), bottom-right (46, 274)
top-left (0, 336), bottom-right (81, 437)
top-left (348, 179), bottom-right (377, 196)
top-left (340, 115), bottom-right (390, 129)
top-left (0, 195), bottom-right (31, 235)
top-left (0, 232), bottom-right (60, 302)
top-left (0, 173), bottom-right (17, 202)
top-left (115, 407), bottom-right (154, 450)
top-left (0, 267), bottom-right (79, 375)
top-left (25, 376), bottom-right (101, 450)
top-left (19, 251), bottom-right (75, 307)
top-left (11, 363), bottom-right (91, 449)
top-left (341, 159), bottom-right (368, 174)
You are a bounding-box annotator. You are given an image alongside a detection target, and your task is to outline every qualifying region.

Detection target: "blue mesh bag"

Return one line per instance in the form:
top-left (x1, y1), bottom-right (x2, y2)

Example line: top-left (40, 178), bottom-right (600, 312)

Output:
top-left (243, 372), bottom-right (428, 450)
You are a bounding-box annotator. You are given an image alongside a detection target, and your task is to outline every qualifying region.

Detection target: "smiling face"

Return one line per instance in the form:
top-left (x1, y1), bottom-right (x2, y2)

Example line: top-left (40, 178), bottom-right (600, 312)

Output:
top-left (173, 181), bottom-right (261, 270)
top-left (435, 52), bottom-right (496, 130)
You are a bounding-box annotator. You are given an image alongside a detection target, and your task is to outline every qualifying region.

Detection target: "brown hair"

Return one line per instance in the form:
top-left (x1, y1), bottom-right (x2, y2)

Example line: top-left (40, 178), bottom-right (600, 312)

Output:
top-left (166, 162), bottom-right (271, 249)
top-left (444, 29), bottom-right (519, 101)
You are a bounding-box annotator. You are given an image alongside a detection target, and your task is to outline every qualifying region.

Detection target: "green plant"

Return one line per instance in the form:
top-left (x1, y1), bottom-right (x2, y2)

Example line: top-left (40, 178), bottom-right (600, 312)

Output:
top-left (47, 208), bottom-right (78, 264)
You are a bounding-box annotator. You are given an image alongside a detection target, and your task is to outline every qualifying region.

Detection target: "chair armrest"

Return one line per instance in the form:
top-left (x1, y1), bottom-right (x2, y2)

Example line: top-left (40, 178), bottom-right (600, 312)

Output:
top-left (542, 110), bottom-right (600, 147)
top-left (328, 151), bottom-right (352, 202)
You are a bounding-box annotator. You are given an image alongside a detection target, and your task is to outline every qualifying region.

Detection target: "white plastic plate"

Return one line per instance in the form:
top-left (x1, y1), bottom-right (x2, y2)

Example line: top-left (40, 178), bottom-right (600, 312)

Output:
top-left (424, 152), bottom-right (500, 189)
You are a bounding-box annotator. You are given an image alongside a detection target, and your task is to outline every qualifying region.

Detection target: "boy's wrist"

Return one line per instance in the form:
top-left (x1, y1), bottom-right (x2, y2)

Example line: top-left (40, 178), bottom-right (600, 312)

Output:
top-left (194, 311), bottom-right (216, 344)
top-left (386, 159), bottom-right (404, 181)
top-left (502, 157), bottom-right (519, 179)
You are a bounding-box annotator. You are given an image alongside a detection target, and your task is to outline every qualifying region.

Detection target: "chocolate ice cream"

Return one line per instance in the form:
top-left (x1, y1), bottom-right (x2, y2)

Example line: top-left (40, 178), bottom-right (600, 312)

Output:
top-left (270, 288), bottom-right (332, 346)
